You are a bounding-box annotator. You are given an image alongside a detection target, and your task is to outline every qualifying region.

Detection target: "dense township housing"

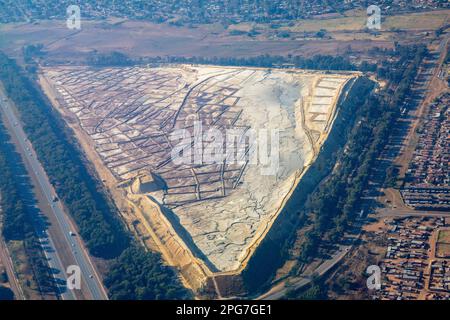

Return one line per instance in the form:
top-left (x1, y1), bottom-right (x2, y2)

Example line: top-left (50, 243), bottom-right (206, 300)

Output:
top-left (402, 93), bottom-right (450, 211)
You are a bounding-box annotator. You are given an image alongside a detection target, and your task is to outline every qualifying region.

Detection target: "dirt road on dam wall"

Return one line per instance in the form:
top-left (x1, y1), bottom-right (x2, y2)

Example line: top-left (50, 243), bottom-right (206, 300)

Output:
top-left (38, 65), bottom-right (362, 297)
top-left (241, 77), bottom-right (373, 296)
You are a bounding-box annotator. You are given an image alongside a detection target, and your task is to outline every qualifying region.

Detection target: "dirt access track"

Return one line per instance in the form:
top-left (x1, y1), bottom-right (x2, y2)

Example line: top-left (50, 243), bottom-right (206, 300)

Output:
top-left (38, 64), bottom-right (358, 294)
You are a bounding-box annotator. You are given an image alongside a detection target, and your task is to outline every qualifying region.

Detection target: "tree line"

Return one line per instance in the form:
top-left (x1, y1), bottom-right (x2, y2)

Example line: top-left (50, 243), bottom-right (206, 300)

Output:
top-left (242, 44), bottom-right (428, 294)
top-left (299, 44), bottom-right (428, 262)
top-left (0, 52), bottom-right (190, 299)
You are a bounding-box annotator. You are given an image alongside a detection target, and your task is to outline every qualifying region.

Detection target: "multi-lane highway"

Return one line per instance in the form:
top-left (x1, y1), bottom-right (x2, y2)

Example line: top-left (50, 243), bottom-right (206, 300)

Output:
top-left (0, 89), bottom-right (107, 300)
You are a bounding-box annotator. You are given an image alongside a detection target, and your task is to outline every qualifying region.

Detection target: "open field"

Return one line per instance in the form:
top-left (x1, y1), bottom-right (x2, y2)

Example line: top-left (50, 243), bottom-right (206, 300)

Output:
top-left (438, 230), bottom-right (450, 243)
top-left (437, 230), bottom-right (450, 258)
top-left (0, 18), bottom-right (396, 62)
top-left (228, 9), bottom-right (449, 44)
top-left (437, 244), bottom-right (450, 258)
top-left (0, 20), bottom-right (324, 59)
top-left (2, 10), bottom-right (446, 65)
top-left (286, 10), bottom-right (450, 32)
top-left (0, 10), bottom-right (446, 66)
top-left (38, 64), bottom-right (355, 289)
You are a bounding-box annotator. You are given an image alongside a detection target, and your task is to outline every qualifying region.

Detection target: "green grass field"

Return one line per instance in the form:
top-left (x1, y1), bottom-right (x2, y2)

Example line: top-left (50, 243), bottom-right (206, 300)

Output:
top-left (438, 229), bottom-right (450, 243)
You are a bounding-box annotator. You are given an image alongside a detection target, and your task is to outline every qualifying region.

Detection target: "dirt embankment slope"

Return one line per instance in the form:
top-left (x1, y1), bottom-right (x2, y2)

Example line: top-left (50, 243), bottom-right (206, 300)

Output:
top-left (38, 66), bottom-right (358, 297)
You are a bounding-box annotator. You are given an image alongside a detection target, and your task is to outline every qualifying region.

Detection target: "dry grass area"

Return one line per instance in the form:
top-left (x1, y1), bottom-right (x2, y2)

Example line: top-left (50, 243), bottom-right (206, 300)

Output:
top-left (438, 230), bottom-right (450, 243)
top-left (229, 10), bottom-right (449, 33)
top-left (326, 224), bottom-right (387, 300)
top-left (289, 13), bottom-right (366, 33)
top-left (7, 241), bottom-right (41, 300)
top-left (383, 11), bottom-right (449, 31)
top-left (0, 15), bottom-right (397, 62)
top-left (0, 20), bottom-right (311, 60)
top-left (437, 230), bottom-right (450, 258)
top-left (0, 9), bottom-right (446, 64)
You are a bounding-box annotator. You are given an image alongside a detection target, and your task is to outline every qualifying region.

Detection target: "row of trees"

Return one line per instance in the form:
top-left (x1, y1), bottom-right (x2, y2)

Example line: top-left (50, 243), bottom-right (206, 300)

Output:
top-left (0, 123), bottom-right (27, 241)
top-left (0, 285), bottom-right (14, 300)
top-left (0, 52), bottom-right (190, 299)
top-left (87, 51), bottom-right (133, 67)
top-left (87, 51), bottom-right (357, 71)
top-left (299, 44), bottom-right (428, 262)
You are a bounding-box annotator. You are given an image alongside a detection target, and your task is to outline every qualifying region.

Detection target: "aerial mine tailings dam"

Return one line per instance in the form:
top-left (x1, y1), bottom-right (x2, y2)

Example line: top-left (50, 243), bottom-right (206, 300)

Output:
top-left (38, 65), bottom-right (364, 297)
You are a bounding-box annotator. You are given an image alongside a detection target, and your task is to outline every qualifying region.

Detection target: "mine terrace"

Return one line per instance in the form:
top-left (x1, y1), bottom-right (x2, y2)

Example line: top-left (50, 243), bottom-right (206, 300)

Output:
top-left (39, 64), bottom-right (357, 277)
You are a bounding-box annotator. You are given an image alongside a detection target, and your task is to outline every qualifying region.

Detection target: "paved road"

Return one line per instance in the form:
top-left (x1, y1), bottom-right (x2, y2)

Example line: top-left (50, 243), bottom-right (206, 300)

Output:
top-left (257, 244), bottom-right (352, 300)
top-left (0, 91), bottom-right (107, 300)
